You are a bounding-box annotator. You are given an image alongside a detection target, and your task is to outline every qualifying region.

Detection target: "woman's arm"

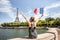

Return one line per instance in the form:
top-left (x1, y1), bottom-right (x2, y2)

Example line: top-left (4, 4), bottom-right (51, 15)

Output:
top-left (20, 11), bottom-right (30, 24)
top-left (35, 14), bottom-right (43, 24)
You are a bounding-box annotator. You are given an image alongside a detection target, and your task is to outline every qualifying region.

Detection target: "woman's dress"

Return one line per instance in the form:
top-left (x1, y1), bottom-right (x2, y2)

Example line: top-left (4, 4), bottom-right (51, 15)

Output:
top-left (29, 22), bottom-right (37, 39)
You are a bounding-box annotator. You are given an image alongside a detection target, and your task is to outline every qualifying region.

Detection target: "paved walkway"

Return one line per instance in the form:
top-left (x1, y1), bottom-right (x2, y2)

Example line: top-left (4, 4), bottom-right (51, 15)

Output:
top-left (57, 29), bottom-right (60, 40)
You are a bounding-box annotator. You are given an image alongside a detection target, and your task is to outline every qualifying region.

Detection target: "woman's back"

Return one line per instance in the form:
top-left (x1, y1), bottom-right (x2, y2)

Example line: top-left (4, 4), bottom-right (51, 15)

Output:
top-left (31, 22), bottom-right (35, 27)
top-left (29, 22), bottom-right (36, 28)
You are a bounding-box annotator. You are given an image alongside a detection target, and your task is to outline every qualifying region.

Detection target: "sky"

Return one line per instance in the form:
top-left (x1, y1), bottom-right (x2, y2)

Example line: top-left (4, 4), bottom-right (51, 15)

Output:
top-left (0, 0), bottom-right (60, 23)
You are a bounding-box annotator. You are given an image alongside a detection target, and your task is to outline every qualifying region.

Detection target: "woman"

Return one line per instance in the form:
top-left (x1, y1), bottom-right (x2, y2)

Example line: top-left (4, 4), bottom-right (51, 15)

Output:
top-left (20, 11), bottom-right (43, 39)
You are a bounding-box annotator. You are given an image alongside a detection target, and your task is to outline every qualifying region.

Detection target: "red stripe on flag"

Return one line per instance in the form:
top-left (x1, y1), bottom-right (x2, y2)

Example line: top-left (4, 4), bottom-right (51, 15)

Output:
top-left (34, 8), bottom-right (37, 14)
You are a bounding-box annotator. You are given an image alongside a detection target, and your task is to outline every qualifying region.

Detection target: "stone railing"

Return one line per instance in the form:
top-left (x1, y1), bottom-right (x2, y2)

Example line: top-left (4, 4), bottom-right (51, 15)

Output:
top-left (8, 28), bottom-right (58, 40)
top-left (37, 28), bottom-right (58, 40)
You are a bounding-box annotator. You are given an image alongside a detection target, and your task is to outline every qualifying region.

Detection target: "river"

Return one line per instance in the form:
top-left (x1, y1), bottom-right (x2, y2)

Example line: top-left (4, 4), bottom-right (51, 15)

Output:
top-left (0, 28), bottom-right (47, 40)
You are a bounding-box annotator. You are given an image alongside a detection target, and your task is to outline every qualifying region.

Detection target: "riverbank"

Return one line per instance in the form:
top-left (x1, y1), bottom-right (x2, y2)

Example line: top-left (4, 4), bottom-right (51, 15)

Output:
top-left (0, 27), bottom-right (47, 29)
top-left (0, 26), bottom-right (29, 29)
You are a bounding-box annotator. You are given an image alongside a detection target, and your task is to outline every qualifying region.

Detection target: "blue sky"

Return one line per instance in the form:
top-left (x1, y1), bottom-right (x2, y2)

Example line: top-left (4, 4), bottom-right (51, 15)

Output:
top-left (0, 0), bottom-right (60, 23)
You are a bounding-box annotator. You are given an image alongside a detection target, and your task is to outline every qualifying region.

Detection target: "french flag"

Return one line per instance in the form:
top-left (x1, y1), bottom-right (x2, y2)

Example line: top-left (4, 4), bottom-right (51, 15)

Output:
top-left (34, 8), bottom-right (44, 14)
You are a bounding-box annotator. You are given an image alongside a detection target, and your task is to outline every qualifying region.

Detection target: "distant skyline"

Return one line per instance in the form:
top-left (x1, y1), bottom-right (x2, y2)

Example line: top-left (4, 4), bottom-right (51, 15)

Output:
top-left (0, 0), bottom-right (60, 23)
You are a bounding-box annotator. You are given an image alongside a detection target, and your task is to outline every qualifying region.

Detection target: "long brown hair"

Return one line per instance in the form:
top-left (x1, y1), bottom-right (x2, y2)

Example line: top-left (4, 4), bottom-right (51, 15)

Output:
top-left (29, 16), bottom-right (35, 22)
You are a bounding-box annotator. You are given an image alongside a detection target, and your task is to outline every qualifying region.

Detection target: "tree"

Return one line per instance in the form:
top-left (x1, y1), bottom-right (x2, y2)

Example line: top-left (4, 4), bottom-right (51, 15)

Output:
top-left (54, 18), bottom-right (60, 26)
top-left (45, 17), bottom-right (55, 27)
top-left (45, 17), bottom-right (55, 22)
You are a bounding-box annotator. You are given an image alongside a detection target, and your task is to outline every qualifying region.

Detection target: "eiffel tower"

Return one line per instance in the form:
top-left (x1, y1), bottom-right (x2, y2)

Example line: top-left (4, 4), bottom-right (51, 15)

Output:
top-left (15, 8), bottom-right (20, 22)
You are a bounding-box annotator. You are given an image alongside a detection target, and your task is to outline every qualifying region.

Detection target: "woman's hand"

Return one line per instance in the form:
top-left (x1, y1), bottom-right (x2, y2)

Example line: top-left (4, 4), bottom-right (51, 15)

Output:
top-left (42, 14), bottom-right (44, 16)
top-left (35, 14), bottom-right (44, 24)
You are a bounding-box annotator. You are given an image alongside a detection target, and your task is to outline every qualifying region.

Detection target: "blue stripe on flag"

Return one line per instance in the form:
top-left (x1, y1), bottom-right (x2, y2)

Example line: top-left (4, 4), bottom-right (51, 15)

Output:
top-left (40, 8), bottom-right (44, 14)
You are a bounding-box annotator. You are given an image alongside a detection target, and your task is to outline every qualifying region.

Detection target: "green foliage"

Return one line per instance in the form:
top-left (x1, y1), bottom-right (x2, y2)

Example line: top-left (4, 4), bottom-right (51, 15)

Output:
top-left (1, 22), bottom-right (28, 27)
top-left (53, 18), bottom-right (60, 26)
top-left (45, 17), bottom-right (55, 22)
top-left (1, 17), bottom-right (60, 27)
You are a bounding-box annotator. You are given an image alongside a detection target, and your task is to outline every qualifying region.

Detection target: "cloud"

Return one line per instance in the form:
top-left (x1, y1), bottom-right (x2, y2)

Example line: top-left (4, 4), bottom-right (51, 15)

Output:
top-left (0, 0), bottom-right (60, 23)
top-left (43, 2), bottom-right (60, 19)
top-left (50, 12), bottom-right (60, 18)
top-left (0, 0), bottom-right (15, 19)
top-left (26, 8), bottom-right (32, 16)
top-left (27, 10), bottom-right (32, 15)
top-left (44, 2), bottom-right (60, 10)
top-left (25, 2), bottom-right (60, 20)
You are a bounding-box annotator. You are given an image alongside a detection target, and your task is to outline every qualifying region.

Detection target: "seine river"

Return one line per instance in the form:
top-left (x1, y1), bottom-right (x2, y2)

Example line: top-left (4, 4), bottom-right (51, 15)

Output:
top-left (0, 28), bottom-right (47, 40)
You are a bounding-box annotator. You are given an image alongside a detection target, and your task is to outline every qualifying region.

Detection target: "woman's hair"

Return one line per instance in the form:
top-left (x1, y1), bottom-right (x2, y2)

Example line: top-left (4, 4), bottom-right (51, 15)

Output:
top-left (29, 16), bottom-right (35, 22)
